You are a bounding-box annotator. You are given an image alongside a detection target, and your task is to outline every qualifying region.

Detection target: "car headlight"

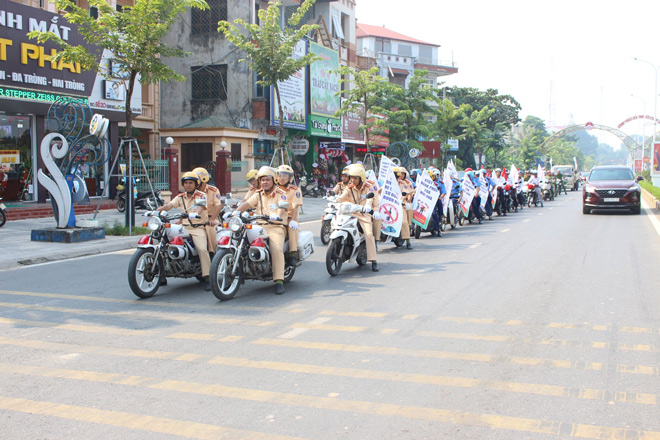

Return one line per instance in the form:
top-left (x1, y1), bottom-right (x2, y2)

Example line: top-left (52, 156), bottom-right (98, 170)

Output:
top-left (228, 217), bottom-right (242, 232)
top-left (628, 184), bottom-right (640, 191)
top-left (585, 185), bottom-right (596, 193)
top-left (147, 216), bottom-right (162, 231)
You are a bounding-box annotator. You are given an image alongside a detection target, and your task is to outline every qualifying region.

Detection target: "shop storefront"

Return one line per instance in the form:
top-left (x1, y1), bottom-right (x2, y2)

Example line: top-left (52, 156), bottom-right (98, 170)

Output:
top-left (0, 0), bottom-right (141, 202)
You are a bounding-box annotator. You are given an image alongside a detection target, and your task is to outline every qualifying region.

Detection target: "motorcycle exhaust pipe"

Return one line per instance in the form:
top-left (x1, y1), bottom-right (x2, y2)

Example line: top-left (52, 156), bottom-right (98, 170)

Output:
top-left (168, 245), bottom-right (187, 260)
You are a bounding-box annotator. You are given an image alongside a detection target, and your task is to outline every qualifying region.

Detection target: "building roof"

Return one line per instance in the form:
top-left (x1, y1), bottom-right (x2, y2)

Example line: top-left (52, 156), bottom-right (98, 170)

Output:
top-left (356, 23), bottom-right (439, 47)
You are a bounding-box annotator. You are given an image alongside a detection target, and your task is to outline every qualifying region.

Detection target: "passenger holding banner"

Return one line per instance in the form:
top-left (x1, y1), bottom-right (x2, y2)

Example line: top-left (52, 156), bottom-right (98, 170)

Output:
top-left (428, 169), bottom-right (447, 236)
top-left (395, 167), bottom-right (414, 249)
top-left (337, 165), bottom-right (382, 272)
top-left (466, 168), bottom-right (483, 224)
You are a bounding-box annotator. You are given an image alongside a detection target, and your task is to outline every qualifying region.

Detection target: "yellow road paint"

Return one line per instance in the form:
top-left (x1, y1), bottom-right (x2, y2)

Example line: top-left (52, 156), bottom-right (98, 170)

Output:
top-left (0, 395), bottom-right (304, 440)
top-left (167, 332), bottom-right (216, 340)
top-left (1, 362), bottom-right (659, 439)
top-left (380, 329), bottom-right (399, 335)
top-left (0, 317), bottom-right (153, 336)
top-left (402, 314), bottom-right (419, 320)
top-left (289, 323), bottom-right (365, 332)
top-left (620, 326), bottom-right (653, 334)
top-left (319, 310), bottom-right (388, 318)
top-left (418, 331), bottom-right (508, 342)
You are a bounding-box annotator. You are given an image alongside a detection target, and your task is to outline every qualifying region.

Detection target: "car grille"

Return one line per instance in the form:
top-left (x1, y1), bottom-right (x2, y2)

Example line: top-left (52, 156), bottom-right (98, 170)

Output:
top-left (595, 189), bottom-right (628, 198)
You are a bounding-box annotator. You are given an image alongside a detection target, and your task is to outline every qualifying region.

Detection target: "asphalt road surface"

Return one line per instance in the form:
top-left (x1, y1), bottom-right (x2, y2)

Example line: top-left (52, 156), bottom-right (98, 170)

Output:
top-left (1, 191), bottom-right (660, 439)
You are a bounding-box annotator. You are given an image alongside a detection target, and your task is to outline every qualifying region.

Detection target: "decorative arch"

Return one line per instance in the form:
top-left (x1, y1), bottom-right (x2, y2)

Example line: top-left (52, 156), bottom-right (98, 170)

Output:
top-left (617, 115), bottom-right (660, 129)
top-left (540, 123), bottom-right (641, 156)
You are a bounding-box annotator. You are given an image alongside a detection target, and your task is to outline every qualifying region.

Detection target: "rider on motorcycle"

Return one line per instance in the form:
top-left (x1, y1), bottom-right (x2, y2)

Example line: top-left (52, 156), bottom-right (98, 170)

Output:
top-left (241, 169), bottom-right (259, 204)
top-left (156, 172), bottom-right (211, 290)
top-left (493, 168), bottom-right (507, 216)
top-left (233, 166), bottom-right (290, 295)
top-left (277, 164), bottom-right (303, 268)
top-left (193, 167), bottom-right (222, 253)
top-left (528, 170), bottom-right (543, 205)
top-left (337, 164), bottom-right (382, 272)
top-left (428, 168), bottom-right (447, 237)
top-left (332, 167), bottom-right (350, 196)
top-left (395, 167), bottom-right (414, 249)
top-left (465, 168), bottom-right (483, 224)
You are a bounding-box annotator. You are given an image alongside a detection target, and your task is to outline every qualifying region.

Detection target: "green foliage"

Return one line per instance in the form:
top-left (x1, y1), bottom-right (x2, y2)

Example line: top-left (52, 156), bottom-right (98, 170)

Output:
top-left (461, 106), bottom-right (494, 167)
top-left (218, 0), bottom-right (320, 149)
top-left (385, 70), bottom-right (439, 150)
top-left (640, 181), bottom-right (660, 200)
top-left (104, 221), bottom-right (149, 236)
top-left (29, 0), bottom-right (209, 136)
top-left (335, 66), bottom-right (393, 150)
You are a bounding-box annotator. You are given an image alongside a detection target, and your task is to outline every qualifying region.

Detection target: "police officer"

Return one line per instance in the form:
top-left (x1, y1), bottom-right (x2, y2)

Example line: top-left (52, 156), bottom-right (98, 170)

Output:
top-left (157, 172), bottom-right (212, 290)
top-left (493, 168), bottom-right (507, 216)
top-left (337, 164), bottom-right (382, 272)
top-left (465, 168), bottom-right (483, 224)
top-left (332, 167), bottom-right (350, 196)
top-left (395, 167), bottom-right (414, 249)
top-left (428, 168), bottom-right (447, 236)
top-left (241, 169), bottom-right (259, 204)
top-left (277, 164), bottom-right (303, 268)
top-left (234, 166), bottom-right (290, 295)
top-left (193, 167), bottom-right (222, 252)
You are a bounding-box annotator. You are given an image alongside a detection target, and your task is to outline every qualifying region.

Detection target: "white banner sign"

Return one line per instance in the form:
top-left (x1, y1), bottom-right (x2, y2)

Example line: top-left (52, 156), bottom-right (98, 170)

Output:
top-left (411, 170), bottom-right (439, 229)
top-left (378, 155), bottom-right (396, 187)
top-left (377, 165), bottom-right (403, 237)
top-left (459, 175), bottom-right (476, 216)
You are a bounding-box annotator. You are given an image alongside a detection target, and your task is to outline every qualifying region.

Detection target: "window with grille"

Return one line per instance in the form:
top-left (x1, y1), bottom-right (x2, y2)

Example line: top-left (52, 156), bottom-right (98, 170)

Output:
top-left (191, 65), bottom-right (228, 101)
top-left (191, 0), bottom-right (227, 35)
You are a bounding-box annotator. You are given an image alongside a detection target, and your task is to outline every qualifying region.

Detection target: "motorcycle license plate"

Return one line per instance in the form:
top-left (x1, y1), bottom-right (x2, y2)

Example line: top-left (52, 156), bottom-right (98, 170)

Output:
top-left (0, 203), bottom-right (5, 210)
top-left (604, 198), bottom-right (619, 202)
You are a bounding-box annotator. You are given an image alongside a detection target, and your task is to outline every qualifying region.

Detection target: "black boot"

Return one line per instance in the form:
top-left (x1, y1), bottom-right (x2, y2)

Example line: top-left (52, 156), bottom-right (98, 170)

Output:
top-left (371, 261), bottom-right (379, 272)
top-left (287, 255), bottom-right (297, 268)
top-left (275, 283), bottom-right (285, 295)
top-left (406, 241), bottom-right (413, 249)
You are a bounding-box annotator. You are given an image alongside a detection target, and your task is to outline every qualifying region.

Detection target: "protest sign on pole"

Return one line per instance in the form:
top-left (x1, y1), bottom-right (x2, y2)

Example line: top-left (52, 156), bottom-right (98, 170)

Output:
top-left (459, 175), bottom-right (475, 216)
top-left (479, 176), bottom-right (488, 210)
top-left (447, 160), bottom-right (458, 179)
top-left (510, 164), bottom-right (519, 185)
top-left (411, 171), bottom-right (439, 229)
top-left (377, 165), bottom-right (403, 237)
top-left (378, 156), bottom-right (396, 187)
top-left (442, 169), bottom-right (452, 212)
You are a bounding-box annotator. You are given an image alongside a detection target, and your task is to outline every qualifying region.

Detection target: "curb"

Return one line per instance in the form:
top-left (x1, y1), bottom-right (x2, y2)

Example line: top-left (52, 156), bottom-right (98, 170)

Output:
top-left (641, 187), bottom-right (660, 216)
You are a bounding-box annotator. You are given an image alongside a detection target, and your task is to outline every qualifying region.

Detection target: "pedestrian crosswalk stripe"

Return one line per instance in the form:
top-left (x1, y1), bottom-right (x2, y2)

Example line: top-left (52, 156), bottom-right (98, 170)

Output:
top-left (0, 395), bottom-right (305, 440)
top-left (0, 362), bottom-right (658, 439)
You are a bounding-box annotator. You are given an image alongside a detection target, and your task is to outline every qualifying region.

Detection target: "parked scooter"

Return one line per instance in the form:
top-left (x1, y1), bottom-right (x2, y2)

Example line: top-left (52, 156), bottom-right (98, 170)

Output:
top-left (325, 194), bottom-right (374, 276)
top-left (0, 197), bottom-right (7, 227)
top-left (527, 183), bottom-right (544, 207)
top-left (300, 175), bottom-right (323, 198)
top-left (542, 180), bottom-right (554, 201)
top-left (127, 200), bottom-right (207, 298)
top-left (117, 178), bottom-right (164, 212)
top-left (210, 209), bottom-right (314, 300)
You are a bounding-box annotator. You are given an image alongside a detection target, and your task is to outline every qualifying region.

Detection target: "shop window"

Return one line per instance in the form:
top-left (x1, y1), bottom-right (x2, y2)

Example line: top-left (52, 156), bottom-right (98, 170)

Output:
top-left (254, 73), bottom-right (266, 98)
top-left (181, 143), bottom-right (212, 173)
top-left (254, 140), bottom-right (273, 156)
top-left (191, 0), bottom-right (227, 35)
top-left (230, 143), bottom-right (242, 162)
top-left (191, 65), bottom-right (227, 101)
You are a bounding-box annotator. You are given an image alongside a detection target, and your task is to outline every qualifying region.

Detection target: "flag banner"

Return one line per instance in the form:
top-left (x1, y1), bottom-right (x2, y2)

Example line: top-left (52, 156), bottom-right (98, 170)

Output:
top-left (510, 165), bottom-right (519, 186)
top-left (459, 175), bottom-right (476, 216)
top-left (378, 156), bottom-right (396, 187)
top-left (377, 165), bottom-right (403, 237)
top-left (366, 169), bottom-right (379, 190)
top-left (412, 170), bottom-right (439, 229)
top-left (447, 160), bottom-right (458, 179)
top-left (442, 169), bottom-right (452, 212)
top-left (491, 186), bottom-right (497, 208)
top-left (537, 164), bottom-right (544, 184)
top-left (479, 177), bottom-right (488, 210)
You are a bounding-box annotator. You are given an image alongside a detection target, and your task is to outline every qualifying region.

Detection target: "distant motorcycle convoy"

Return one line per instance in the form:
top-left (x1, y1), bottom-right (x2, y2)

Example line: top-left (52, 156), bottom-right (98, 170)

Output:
top-left (127, 162), bottom-right (577, 300)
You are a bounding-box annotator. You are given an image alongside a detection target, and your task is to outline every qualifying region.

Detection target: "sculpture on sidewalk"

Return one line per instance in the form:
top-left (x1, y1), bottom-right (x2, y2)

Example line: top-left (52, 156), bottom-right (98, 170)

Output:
top-left (38, 97), bottom-right (111, 228)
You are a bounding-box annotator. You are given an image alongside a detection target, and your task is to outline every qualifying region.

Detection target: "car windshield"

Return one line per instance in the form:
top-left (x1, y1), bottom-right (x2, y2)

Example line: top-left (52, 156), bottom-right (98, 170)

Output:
top-left (554, 167), bottom-right (572, 174)
top-left (589, 168), bottom-right (634, 181)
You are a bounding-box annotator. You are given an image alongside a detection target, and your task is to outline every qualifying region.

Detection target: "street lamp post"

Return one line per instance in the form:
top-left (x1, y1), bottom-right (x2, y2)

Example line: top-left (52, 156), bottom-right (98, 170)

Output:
top-left (634, 57), bottom-right (660, 185)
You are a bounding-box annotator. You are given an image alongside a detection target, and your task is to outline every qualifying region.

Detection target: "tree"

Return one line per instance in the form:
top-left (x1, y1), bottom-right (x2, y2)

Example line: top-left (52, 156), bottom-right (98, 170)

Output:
top-left (385, 70), bottom-right (439, 151)
top-left (218, 0), bottom-right (320, 154)
top-left (433, 99), bottom-right (470, 168)
top-left (462, 106), bottom-right (494, 169)
top-left (335, 66), bottom-right (393, 155)
top-left (29, 0), bottom-right (209, 138)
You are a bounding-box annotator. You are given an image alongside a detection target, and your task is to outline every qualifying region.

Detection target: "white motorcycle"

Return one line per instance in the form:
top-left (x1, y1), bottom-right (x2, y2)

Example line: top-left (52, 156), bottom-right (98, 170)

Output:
top-left (325, 194), bottom-right (375, 276)
top-left (320, 193), bottom-right (339, 245)
top-left (210, 208), bottom-right (314, 301)
top-left (128, 200), bottom-right (206, 298)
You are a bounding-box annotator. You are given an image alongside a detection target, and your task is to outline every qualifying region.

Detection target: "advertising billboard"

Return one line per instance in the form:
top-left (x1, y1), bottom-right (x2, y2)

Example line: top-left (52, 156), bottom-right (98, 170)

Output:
top-left (309, 41), bottom-right (340, 117)
top-left (270, 40), bottom-right (308, 130)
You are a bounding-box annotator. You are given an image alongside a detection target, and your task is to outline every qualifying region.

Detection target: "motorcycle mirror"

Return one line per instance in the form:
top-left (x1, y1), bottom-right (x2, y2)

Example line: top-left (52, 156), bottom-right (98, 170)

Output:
top-left (220, 197), bottom-right (227, 204)
top-left (401, 192), bottom-right (408, 196)
top-left (328, 190), bottom-right (335, 196)
top-left (278, 201), bottom-right (290, 210)
top-left (364, 193), bottom-right (375, 199)
top-left (194, 198), bottom-right (206, 207)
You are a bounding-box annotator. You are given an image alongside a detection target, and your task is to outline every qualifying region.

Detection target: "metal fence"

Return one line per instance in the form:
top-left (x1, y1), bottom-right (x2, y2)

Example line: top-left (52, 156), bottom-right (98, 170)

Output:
top-left (128, 159), bottom-right (169, 191)
top-left (231, 160), bottom-right (248, 172)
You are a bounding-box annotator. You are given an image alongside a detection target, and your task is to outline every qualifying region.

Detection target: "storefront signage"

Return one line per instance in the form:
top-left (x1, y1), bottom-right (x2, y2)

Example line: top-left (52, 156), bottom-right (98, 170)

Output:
top-left (270, 39), bottom-right (308, 130)
top-left (0, 85), bottom-right (87, 104)
top-left (341, 100), bottom-right (365, 144)
top-left (309, 114), bottom-right (341, 138)
top-left (289, 138), bottom-right (309, 156)
top-left (0, 149), bottom-right (20, 169)
top-left (309, 41), bottom-right (340, 117)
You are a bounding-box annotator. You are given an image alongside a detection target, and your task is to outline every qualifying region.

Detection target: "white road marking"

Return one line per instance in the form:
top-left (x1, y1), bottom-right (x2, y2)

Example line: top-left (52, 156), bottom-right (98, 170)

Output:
top-left (500, 228), bottom-right (510, 233)
top-left (278, 317), bottom-right (332, 339)
top-left (642, 200), bottom-right (660, 238)
top-left (468, 243), bottom-right (482, 249)
top-left (523, 219), bottom-right (531, 222)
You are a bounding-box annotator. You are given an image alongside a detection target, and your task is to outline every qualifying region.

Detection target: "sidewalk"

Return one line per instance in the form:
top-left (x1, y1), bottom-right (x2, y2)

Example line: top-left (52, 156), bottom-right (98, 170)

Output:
top-left (0, 196), bottom-right (328, 271)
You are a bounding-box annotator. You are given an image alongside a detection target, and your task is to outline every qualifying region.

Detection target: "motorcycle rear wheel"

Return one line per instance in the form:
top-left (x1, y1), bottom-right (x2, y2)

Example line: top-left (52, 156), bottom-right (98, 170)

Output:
top-left (210, 249), bottom-right (243, 301)
top-left (128, 248), bottom-right (163, 298)
top-left (414, 225), bottom-right (421, 239)
top-left (117, 197), bottom-right (126, 212)
top-left (320, 220), bottom-right (332, 245)
top-left (356, 242), bottom-right (368, 266)
top-left (326, 238), bottom-right (344, 276)
top-left (0, 210), bottom-right (6, 227)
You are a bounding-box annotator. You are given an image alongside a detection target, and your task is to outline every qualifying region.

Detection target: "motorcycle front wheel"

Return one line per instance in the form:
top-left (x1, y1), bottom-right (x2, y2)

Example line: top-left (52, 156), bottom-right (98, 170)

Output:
top-left (128, 248), bottom-right (163, 298)
top-left (209, 249), bottom-right (243, 301)
top-left (117, 197), bottom-right (126, 212)
top-left (326, 237), bottom-right (344, 276)
top-left (0, 210), bottom-right (6, 227)
top-left (320, 220), bottom-right (332, 245)
top-left (414, 225), bottom-right (421, 239)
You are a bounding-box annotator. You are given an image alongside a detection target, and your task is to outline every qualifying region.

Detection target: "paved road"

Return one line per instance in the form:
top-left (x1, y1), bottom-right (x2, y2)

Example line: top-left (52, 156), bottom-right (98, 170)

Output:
top-left (1, 192), bottom-right (660, 439)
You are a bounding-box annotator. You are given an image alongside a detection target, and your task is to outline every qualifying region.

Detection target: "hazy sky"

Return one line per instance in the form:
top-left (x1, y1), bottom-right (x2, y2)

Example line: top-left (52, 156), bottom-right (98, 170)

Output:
top-left (355, 0), bottom-right (660, 146)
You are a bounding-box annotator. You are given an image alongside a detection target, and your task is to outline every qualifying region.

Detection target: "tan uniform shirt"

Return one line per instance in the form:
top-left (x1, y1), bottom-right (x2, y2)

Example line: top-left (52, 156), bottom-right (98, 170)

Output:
top-left (203, 184), bottom-right (222, 220)
top-left (279, 184), bottom-right (303, 221)
top-left (398, 179), bottom-right (415, 204)
top-left (168, 190), bottom-right (208, 226)
top-left (245, 187), bottom-right (290, 224)
top-left (337, 181), bottom-right (379, 210)
top-left (332, 182), bottom-right (348, 196)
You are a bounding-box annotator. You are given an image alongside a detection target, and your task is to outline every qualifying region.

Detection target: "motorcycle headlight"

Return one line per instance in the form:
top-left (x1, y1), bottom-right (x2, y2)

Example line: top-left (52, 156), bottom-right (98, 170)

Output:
top-left (339, 204), bottom-right (352, 215)
top-left (228, 216), bottom-right (242, 232)
top-left (147, 216), bottom-right (162, 231)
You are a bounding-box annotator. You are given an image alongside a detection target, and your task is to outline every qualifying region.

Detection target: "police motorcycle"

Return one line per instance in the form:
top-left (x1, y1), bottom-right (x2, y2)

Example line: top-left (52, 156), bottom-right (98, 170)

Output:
top-left (0, 197), bottom-right (7, 227)
top-left (527, 182), bottom-right (544, 207)
top-left (320, 192), bottom-right (339, 245)
top-left (210, 204), bottom-right (315, 301)
top-left (326, 193), bottom-right (375, 276)
top-left (445, 196), bottom-right (458, 229)
top-left (127, 200), bottom-right (207, 298)
top-left (117, 177), bottom-right (164, 212)
top-left (542, 179), bottom-right (554, 201)
top-left (300, 175), bottom-right (322, 198)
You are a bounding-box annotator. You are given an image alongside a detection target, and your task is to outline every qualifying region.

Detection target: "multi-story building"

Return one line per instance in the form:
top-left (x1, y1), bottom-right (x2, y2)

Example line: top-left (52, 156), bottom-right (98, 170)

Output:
top-left (356, 23), bottom-right (458, 89)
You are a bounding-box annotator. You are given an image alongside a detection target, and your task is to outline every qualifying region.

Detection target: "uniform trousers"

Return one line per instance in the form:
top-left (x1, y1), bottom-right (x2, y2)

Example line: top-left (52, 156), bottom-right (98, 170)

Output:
top-left (263, 223), bottom-right (287, 281)
top-left (355, 213), bottom-right (377, 261)
top-left (187, 226), bottom-right (210, 277)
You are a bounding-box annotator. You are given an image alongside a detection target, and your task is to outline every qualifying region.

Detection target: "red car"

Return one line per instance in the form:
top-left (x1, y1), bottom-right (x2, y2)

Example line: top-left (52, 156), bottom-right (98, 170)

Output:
top-left (582, 165), bottom-right (642, 214)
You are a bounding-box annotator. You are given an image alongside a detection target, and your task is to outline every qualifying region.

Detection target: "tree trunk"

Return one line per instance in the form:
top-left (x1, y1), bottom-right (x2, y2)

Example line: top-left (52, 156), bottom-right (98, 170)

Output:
top-left (124, 70), bottom-right (138, 139)
top-left (274, 84), bottom-right (284, 150)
